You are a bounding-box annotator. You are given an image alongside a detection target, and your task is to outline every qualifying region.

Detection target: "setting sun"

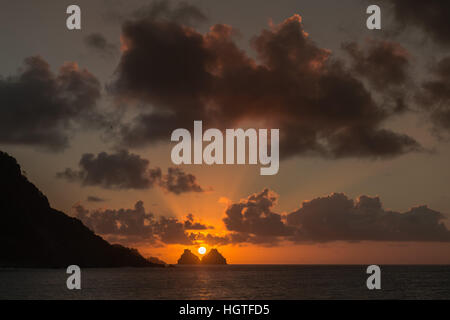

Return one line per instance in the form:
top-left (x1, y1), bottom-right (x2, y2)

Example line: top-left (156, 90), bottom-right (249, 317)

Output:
top-left (198, 247), bottom-right (206, 255)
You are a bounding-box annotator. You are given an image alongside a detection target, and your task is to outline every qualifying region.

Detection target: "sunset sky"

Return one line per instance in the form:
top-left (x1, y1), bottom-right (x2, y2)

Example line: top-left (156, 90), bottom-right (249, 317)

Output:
top-left (1, 0), bottom-right (450, 264)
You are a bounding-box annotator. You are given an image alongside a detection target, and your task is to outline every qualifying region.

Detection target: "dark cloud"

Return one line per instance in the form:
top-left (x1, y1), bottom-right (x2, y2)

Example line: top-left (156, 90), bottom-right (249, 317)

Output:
top-left (326, 127), bottom-right (420, 158)
top-left (111, 12), bottom-right (420, 159)
top-left (57, 150), bottom-right (205, 194)
top-left (0, 56), bottom-right (101, 151)
top-left (187, 230), bottom-right (283, 247)
top-left (192, 232), bottom-right (284, 247)
top-left (84, 33), bottom-right (117, 57)
top-left (385, 0), bottom-right (450, 47)
top-left (73, 201), bottom-right (212, 246)
top-left (155, 216), bottom-right (193, 245)
top-left (74, 200), bottom-right (154, 238)
top-left (416, 56), bottom-right (450, 134)
top-left (223, 189), bottom-right (294, 238)
top-left (57, 150), bottom-right (160, 189)
top-left (190, 233), bottom-right (230, 246)
top-left (160, 167), bottom-right (204, 195)
top-left (184, 213), bottom-right (213, 230)
top-left (87, 195), bottom-right (106, 202)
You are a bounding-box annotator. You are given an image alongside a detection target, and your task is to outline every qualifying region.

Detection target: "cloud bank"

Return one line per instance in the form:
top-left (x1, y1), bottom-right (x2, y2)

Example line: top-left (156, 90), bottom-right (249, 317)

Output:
top-left (73, 189), bottom-right (450, 247)
top-left (73, 201), bottom-right (211, 245)
top-left (228, 189), bottom-right (450, 244)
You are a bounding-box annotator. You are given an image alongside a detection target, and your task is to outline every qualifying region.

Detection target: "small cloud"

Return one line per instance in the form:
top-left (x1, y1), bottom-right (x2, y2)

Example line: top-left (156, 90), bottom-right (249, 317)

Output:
top-left (159, 167), bottom-right (204, 195)
top-left (87, 196), bottom-right (106, 202)
top-left (84, 33), bottom-right (117, 57)
top-left (184, 213), bottom-right (214, 230)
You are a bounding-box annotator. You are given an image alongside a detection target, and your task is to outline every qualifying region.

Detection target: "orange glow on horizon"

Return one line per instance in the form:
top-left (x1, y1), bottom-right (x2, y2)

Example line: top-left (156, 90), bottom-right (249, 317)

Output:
top-left (136, 242), bottom-right (450, 265)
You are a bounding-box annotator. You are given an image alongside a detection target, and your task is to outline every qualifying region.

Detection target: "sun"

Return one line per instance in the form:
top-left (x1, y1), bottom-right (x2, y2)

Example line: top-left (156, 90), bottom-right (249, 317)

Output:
top-left (198, 247), bottom-right (206, 255)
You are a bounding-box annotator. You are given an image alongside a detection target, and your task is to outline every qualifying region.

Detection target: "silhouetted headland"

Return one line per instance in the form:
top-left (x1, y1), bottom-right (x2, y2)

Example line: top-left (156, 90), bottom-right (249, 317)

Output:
top-left (0, 151), bottom-right (162, 268)
top-left (147, 256), bottom-right (167, 266)
top-left (177, 248), bottom-right (227, 265)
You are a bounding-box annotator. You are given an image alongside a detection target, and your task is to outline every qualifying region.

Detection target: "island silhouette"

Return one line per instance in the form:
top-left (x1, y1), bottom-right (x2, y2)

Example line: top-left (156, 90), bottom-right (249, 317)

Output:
top-left (177, 248), bottom-right (227, 265)
top-left (0, 151), bottom-right (162, 268)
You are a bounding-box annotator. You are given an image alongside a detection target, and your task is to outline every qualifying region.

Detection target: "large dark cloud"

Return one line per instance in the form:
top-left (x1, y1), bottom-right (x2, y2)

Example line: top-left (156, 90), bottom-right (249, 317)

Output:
top-left (416, 56), bottom-right (450, 135)
top-left (0, 56), bottom-right (101, 151)
top-left (74, 201), bottom-right (210, 245)
top-left (385, 0), bottom-right (450, 47)
top-left (222, 189), bottom-right (450, 244)
top-left (110, 8), bottom-right (421, 159)
top-left (57, 150), bottom-right (205, 194)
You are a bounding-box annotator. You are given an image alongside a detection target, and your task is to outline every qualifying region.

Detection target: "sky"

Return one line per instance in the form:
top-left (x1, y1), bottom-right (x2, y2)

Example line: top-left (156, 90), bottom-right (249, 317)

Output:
top-left (1, 0), bottom-right (450, 264)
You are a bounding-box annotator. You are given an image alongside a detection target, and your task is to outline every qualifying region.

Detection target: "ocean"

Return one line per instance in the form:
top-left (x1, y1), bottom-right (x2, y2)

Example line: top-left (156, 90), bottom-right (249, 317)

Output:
top-left (1, 265), bottom-right (449, 300)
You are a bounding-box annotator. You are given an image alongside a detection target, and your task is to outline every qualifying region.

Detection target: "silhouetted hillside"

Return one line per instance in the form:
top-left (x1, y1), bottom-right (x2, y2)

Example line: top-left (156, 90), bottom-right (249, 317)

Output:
top-left (0, 151), bottom-right (161, 268)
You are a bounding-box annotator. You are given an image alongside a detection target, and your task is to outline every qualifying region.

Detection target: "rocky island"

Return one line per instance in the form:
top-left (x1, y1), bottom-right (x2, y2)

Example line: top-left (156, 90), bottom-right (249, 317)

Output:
top-left (177, 249), bottom-right (201, 264)
top-left (177, 248), bottom-right (227, 265)
top-left (201, 248), bottom-right (227, 265)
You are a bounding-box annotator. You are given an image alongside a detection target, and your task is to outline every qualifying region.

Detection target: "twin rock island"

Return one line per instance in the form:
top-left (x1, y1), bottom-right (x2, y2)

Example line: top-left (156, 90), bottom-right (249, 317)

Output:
top-left (177, 249), bottom-right (227, 265)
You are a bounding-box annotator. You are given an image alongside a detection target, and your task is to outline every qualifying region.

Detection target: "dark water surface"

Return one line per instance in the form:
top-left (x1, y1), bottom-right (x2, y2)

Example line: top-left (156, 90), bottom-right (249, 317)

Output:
top-left (1, 265), bottom-right (449, 299)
